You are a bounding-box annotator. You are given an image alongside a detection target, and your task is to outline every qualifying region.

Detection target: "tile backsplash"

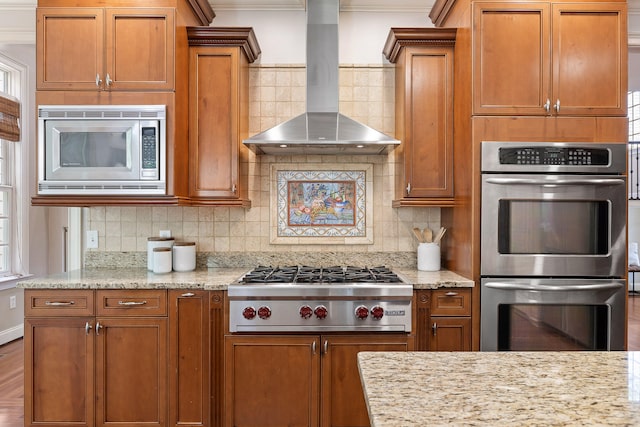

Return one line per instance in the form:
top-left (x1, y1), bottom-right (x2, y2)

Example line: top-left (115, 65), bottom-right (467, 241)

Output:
top-left (86, 65), bottom-right (440, 267)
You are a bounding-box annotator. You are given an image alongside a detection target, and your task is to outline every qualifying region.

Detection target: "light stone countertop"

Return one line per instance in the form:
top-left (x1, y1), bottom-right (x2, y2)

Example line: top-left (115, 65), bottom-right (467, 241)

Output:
top-left (357, 351), bottom-right (640, 426)
top-left (17, 267), bottom-right (473, 290)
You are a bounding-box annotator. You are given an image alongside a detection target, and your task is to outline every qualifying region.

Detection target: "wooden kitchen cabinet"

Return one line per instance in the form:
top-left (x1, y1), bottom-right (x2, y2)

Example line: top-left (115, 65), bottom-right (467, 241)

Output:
top-left (414, 289), bottom-right (472, 351)
top-left (24, 289), bottom-right (169, 427)
top-left (37, 7), bottom-right (175, 91)
top-left (224, 333), bottom-right (411, 427)
top-left (383, 28), bottom-right (456, 207)
top-left (169, 290), bottom-right (210, 427)
top-left (185, 27), bottom-right (261, 206)
top-left (473, 1), bottom-right (627, 116)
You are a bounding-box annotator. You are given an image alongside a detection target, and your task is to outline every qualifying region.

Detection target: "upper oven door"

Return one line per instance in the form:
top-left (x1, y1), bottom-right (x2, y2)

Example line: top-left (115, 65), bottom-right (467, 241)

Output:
top-left (481, 173), bottom-right (626, 277)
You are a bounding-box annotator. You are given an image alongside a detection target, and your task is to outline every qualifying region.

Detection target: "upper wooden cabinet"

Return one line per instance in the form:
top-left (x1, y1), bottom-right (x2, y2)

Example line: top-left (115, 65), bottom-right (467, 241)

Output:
top-left (37, 7), bottom-right (175, 91)
top-left (473, 2), bottom-right (627, 116)
top-left (384, 28), bottom-right (456, 207)
top-left (185, 27), bottom-right (260, 207)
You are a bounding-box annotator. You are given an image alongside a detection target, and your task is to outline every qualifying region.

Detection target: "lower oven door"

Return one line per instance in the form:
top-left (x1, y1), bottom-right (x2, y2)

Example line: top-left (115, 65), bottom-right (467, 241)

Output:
top-left (480, 278), bottom-right (625, 351)
top-left (481, 173), bottom-right (626, 277)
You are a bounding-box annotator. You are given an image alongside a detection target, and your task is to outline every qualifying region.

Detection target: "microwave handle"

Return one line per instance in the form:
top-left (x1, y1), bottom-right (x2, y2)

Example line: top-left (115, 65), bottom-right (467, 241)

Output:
top-left (484, 177), bottom-right (625, 186)
top-left (484, 281), bottom-right (624, 291)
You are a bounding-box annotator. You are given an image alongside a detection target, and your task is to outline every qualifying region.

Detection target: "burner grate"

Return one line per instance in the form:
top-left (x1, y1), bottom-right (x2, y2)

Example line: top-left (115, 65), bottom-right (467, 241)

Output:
top-left (240, 265), bottom-right (402, 284)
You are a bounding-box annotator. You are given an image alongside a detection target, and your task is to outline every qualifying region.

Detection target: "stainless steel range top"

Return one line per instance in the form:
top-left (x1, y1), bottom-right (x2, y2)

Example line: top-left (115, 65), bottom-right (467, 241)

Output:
top-left (228, 266), bottom-right (413, 333)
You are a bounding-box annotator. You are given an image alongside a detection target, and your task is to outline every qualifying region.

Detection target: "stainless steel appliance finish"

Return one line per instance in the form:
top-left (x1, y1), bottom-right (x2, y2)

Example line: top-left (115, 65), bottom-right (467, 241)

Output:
top-left (38, 104), bottom-right (166, 195)
top-left (480, 278), bottom-right (625, 351)
top-left (228, 266), bottom-right (413, 333)
top-left (242, 0), bottom-right (400, 155)
top-left (481, 142), bottom-right (627, 278)
top-left (480, 141), bottom-right (627, 351)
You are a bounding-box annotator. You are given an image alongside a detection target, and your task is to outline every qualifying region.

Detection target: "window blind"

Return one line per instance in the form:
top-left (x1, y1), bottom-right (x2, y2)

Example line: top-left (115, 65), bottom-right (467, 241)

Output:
top-left (0, 93), bottom-right (19, 142)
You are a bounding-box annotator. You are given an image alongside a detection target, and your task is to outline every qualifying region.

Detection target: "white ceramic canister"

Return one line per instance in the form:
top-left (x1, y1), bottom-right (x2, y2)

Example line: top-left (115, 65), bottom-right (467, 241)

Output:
top-left (153, 247), bottom-right (173, 274)
top-left (147, 237), bottom-right (175, 271)
top-left (417, 242), bottom-right (440, 271)
top-left (172, 241), bottom-right (196, 272)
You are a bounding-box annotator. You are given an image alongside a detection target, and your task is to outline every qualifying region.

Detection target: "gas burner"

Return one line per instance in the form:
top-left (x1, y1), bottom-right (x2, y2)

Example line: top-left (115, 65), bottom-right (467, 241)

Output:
top-left (239, 265), bottom-right (403, 284)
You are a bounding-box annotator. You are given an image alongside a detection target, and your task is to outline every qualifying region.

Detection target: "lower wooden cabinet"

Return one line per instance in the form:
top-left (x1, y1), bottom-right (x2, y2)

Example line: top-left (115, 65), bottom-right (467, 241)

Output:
top-left (224, 334), bottom-right (411, 427)
top-left (25, 289), bottom-right (170, 427)
top-left (415, 288), bottom-right (472, 351)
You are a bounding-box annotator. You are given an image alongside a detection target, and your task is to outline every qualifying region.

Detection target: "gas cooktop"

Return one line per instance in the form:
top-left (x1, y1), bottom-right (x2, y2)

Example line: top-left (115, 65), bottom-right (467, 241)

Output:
top-left (238, 265), bottom-right (404, 284)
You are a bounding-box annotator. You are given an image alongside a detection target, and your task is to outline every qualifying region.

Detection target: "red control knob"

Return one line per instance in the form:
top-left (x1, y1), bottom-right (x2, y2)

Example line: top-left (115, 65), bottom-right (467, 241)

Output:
top-left (300, 305), bottom-right (313, 319)
top-left (371, 305), bottom-right (384, 320)
top-left (314, 305), bottom-right (328, 319)
top-left (355, 305), bottom-right (369, 320)
top-left (242, 306), bottom-right (256, 320)
top-left (257, 306), bottom-right (272, 319)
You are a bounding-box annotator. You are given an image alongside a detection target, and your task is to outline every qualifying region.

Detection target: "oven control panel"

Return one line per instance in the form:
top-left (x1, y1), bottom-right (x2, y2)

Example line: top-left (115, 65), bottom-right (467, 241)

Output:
top-left (499, 147), bottom-right (610, 166)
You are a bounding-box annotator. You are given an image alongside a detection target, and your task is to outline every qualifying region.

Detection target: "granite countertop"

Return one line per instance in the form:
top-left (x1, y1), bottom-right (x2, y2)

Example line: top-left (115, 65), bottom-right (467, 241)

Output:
top-left (17, 267), bottom-right (473, 290)
top-left (358, 351), bottom-right (640, 426)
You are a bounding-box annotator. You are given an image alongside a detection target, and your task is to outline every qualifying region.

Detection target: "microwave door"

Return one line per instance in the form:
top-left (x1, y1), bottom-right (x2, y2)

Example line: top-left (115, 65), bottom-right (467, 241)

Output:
top-left (46, 121), bottom-right (141, 181)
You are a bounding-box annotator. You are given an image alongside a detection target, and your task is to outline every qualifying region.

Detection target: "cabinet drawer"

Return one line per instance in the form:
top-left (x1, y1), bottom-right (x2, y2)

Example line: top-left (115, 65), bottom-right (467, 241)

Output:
top-left (25, 289), bottom-right (95, 317)
top-left (430, 289), bottom-right (471, 316)
top-left (96, 290), bottom-right (167, 316)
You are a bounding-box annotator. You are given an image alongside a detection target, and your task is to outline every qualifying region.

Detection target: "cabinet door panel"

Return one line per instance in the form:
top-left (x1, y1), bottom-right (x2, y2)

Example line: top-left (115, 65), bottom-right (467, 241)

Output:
top-left (224, 335), bottom-right (320, 427)
top-left (473, 2), bottom-right (550, 115)
top-left (321, 335), bottom-right (409, 427)
top-left (552, 4), bottom-right (626, 116)
top-left (430, 317), bottom-right (472, 351)
top-left (37, 8), bottom-right (104, 90)
top-left (189, 47), bottom-right (239, 199)
top-left (106, 8), bottom-right (175, 90)
top-left (24, 317), bottom-right (94, 427)
top-left (406, 47), bottom-right (454, 198)
top-left (95, 317), bottom-right (168, 427)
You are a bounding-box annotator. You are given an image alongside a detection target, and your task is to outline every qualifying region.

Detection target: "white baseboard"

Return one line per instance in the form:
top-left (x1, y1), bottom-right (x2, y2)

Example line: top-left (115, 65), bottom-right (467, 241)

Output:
top-left (0, 324), bottom-right (23, 346)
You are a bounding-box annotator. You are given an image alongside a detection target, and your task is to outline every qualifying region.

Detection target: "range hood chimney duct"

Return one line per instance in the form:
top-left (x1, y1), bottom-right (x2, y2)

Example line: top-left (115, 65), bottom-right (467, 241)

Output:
top-left (243, 0), bottom-right (400, 155)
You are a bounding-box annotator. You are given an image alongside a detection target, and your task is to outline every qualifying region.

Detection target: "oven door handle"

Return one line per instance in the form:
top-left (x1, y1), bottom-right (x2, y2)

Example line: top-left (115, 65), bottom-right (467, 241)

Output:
top-left (484, 282), bottom-right (624, 291)
top-left (484, 177), bottom-right (625, 186)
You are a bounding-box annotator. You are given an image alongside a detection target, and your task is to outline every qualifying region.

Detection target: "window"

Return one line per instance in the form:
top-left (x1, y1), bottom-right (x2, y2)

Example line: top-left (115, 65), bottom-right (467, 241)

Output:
top-left (630, 91), bottom-right (640, 141)
top-left (0, 55), bottom-right (26, 283)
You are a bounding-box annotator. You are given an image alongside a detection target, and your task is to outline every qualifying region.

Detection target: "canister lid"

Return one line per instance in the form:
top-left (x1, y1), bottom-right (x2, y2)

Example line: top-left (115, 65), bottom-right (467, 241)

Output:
top-left (174, 241), bottom-right (196, 246)
top-left (148, 236), bottom-right (175, 241)
top-left (153, 247), bottom-right (172, 252)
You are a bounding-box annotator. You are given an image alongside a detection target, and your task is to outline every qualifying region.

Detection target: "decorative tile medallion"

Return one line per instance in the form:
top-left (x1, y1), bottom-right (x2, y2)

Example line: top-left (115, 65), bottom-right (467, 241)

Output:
top-left (271, 163), bottom-right (373, 244)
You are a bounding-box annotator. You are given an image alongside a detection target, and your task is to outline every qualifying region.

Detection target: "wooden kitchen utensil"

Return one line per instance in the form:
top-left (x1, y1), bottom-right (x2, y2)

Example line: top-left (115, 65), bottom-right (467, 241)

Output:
top-left (434, 227), bottom-right (447, 244)
top-left (412, 227), bottom-right (425, 243)
top-left (423, 228), bottom-right (433, 243)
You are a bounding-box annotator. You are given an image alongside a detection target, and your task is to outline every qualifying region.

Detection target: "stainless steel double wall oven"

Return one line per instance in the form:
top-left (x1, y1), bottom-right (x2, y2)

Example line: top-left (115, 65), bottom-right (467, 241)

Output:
top-left (480, 142), bottom-right (627, 351)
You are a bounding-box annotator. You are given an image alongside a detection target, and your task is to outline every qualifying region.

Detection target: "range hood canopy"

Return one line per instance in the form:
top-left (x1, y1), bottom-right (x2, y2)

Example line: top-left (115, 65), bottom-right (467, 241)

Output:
top-left (243, 0), bottom-right (400, 155)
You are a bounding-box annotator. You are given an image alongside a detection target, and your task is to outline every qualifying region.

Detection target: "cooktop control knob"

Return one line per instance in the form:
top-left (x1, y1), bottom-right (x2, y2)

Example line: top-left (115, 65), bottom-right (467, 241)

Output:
top-left (314, 305), bottom-right (328, 319)
top-left (242, 306), bottom-right (256, 320)
top-left (371, 305), bottom-right (384, 320)
top-left (355, 305), bottom-right (369, 320)
top-left (258, 305), bottom-right (272, 319)
top-left (300, 305), bottom-right (313, 319)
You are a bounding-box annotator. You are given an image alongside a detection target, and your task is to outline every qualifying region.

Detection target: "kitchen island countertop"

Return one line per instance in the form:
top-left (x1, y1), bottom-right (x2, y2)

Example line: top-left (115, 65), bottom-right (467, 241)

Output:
top-left (17, 267), bottom-right (473, 290)
top-left (357, 351), bottom-right (640, 426)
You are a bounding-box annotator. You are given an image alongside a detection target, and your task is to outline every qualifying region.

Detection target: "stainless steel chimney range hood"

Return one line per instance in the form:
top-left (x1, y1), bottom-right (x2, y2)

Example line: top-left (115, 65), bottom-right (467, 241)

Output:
top-left (243, 0), bottom-right (400, 155)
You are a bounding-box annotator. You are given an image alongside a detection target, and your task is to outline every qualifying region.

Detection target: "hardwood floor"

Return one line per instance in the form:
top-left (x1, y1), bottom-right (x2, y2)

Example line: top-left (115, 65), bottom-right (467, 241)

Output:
top-left (2, 298), bottom-right (640, 427)
top-left (0, 337), bottom-right (24, 427)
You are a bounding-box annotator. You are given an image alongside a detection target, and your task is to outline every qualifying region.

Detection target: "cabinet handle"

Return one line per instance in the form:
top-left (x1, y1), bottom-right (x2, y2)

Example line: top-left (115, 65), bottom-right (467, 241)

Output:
top-left (554, 99), bottom-right (560, 113)
top-left (445, 291), bottom-right (458, 297)
top-left (85, 322), bottom-right (92, 335)
top-left (544, 98), bottom-right (551, 113)
top-left (406, 182), bottom-right (411, 195)
top-left (105, 73), bottom-right (113, 87)
top-left (96, 322), bottom-right (102, 336)
top-left (232, 184), bottom-right (237, 193)
top-left (432, 322), bottom-right (437, 336)
top-left (45, 300), bottom-right (75, 306)
top-left (323, 340), bottom-right (329, 355)
top-left (96, 74), bottom-right (102, 87)
top-left (181, 292), bottom-right (195, 297)
top-left (118, 300), bottom-right (147, 306)
top-left (312, 341), bottom-right (316, 355)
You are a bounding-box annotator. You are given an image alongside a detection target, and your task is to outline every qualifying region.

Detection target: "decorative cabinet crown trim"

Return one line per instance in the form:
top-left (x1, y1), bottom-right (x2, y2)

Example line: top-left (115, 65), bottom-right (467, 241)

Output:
top-left (187, 26), bottom-right (262, 63)
top-left (383, 27), bottom-right (456, 63)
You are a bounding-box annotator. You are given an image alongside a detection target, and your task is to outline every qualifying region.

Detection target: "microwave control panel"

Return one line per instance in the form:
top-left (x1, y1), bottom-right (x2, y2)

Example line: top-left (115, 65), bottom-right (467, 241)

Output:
top-left (141, 127), bottom-right (158, 178)
top-left (498, 147), bottom-right (610, 166)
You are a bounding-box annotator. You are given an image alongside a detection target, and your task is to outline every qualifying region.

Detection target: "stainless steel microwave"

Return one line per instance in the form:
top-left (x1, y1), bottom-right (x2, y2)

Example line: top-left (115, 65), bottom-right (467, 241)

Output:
top-left (37, 105), bottom-right (166, 195)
